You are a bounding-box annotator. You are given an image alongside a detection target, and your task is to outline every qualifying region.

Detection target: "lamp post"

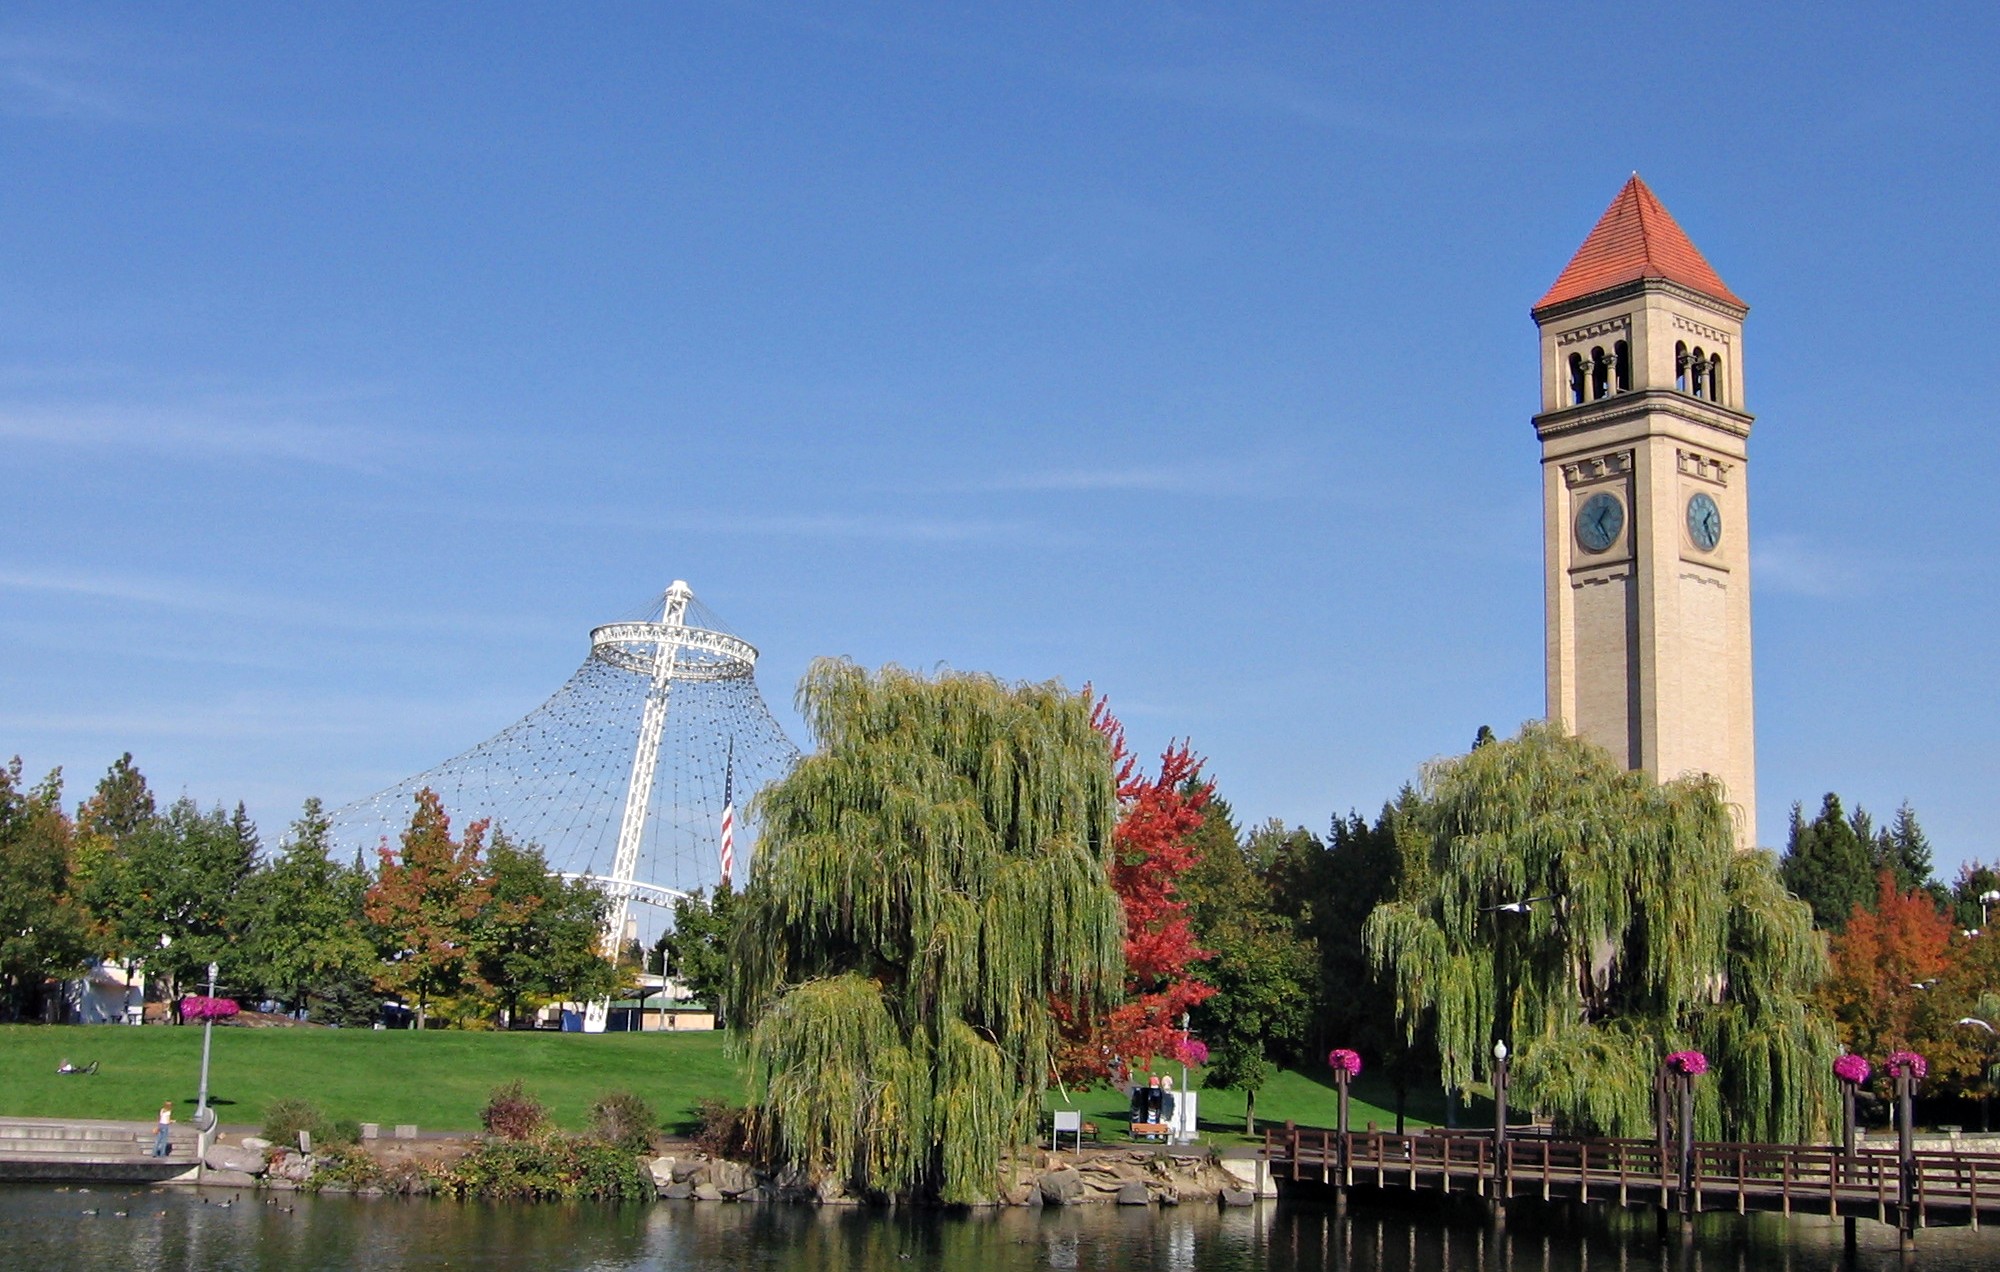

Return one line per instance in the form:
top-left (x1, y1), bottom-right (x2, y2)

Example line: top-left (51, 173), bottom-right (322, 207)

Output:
top-left (1491, 1039), bottom-right (1510, 1146)
top-left (1982, 891), bottom-right (2000, 929)
top-left (196, 962), bottom-right (218, 1120)
top-left (1961, 1018), bottom-right (1998, 1133)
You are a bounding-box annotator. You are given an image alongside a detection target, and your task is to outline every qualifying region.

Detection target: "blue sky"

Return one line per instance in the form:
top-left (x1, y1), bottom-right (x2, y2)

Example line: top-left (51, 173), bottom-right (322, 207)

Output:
top-left (2, 5), bottom-right (1995, 875)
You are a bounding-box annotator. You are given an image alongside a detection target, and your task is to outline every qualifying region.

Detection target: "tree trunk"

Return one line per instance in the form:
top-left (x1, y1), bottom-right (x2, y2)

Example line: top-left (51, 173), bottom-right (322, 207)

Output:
top-left (1244, 1087), bottom-right (1257, 1135)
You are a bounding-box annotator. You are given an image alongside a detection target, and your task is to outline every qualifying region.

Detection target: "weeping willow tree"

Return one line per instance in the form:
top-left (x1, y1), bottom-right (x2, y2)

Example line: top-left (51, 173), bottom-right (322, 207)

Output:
top-left (726, 660), bottom-right (1125, 1203)
top-left (1362, 723), bottom-right (1836, 1142)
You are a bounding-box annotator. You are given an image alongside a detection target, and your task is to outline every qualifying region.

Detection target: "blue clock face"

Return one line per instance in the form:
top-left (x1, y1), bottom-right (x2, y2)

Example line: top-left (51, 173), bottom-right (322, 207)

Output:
top-left (1575, 492), bottom-right (1624, 554)
top-left (1687, 493), bottom-right (1722, 551)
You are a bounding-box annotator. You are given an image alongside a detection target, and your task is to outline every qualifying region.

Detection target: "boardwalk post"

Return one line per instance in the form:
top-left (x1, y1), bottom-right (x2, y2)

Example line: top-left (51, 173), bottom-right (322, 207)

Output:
top-left (1678, 1072), bottom-right (1694, 1215)
top-left (1897, 1071), bottom-right (1916, 1242)
top-left (1491, 1040), bottom-right (1510, 1222)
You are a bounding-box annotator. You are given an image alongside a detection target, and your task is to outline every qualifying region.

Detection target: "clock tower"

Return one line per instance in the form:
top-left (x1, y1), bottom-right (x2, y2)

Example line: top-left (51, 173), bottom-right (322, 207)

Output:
top-left (1532, 176), bottom-right (1757, 846)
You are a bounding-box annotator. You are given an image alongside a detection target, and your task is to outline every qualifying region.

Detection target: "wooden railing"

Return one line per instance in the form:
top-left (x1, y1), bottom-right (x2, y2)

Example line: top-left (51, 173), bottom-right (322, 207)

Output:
top-left (1260, 1126), bottom-right (2000, 1234)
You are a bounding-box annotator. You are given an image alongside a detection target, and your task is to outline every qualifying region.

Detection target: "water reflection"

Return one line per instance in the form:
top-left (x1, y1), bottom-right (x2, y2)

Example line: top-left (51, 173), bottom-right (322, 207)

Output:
top-left (2, 1185), bottom-right (1995, 1270)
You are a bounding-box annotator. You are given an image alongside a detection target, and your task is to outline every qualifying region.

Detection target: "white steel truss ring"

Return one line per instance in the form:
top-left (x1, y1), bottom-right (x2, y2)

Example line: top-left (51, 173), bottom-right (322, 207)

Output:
top-left (589, 621), bottom-right (759, 680)
top-left (559, 873), bottom-right (690, 909)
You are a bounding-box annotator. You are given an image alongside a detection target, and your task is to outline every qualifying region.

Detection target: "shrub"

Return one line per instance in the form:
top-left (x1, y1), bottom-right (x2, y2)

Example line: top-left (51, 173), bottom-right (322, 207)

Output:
top-left (437, 1135), bottom-right (653, 1202)
top-left (587, 1091), bottom-right (658, 1155)
top-left (305, 1145), bottom-right (382, 1193)
top-left (263, 1098), bottom-right (330, 1147)
top-left (692, 1099), bottom-right (752, 1160)
top-left (481, 1080), bottom-right (548, 1141)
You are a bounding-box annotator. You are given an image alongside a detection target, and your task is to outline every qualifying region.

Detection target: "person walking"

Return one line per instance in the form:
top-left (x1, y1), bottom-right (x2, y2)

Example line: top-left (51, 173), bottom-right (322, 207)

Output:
top-left (151, 1102), bottom-right (174, 1157)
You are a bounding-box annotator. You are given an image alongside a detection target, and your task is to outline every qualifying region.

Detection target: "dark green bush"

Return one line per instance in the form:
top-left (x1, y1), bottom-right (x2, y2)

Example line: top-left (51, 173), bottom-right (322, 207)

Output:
top-left (587, 1090), bottom-right (658, 1155)
top-left (480, 1080), bottom-right (548, 1141)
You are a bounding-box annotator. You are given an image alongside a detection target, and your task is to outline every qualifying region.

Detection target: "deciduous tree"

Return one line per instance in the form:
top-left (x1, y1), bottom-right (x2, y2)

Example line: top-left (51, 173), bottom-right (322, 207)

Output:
top-left (1182, 801), bottom-right (1317, 1133)
top-left (365, 789), bottom-right (492, 1029)
top-left (1051, 698), bottom-right (1214, 1083)
top-left (474, 831), bottom-right (616, 1026)
top-left (0, 760), bottom-right (89, 1020)
top-left (1365, 723), bottom-right (1834, 1142)
top-left (235, 798), bottom-right (374, 1018)
top-left (728, 661), bottom-right (1124, 1203)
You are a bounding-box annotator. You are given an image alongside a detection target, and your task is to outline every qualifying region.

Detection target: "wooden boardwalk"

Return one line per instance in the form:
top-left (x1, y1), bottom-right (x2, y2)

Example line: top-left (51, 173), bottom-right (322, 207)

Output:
top-left (1262, 1126), bottom-right (2000, 1238)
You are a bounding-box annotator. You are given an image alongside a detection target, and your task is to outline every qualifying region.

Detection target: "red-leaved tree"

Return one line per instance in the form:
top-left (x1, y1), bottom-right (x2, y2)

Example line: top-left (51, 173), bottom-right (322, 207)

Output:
top-left (365, 788), bottom-right (492, 1030)
top-left (1053, 695), bottom-right (1216, 1083)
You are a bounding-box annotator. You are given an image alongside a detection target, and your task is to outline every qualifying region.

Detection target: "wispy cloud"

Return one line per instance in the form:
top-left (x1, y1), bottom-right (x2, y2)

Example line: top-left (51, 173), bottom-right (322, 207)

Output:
top-left (0, 34), bottom-right (151, 125)
top-left (1753, 534), bottom-right (1865, 599)
top-left (0, 397), bottom-right (407, 473)
top-left (0, 565), bottom-right (566, 640)
top-left (1097, 63), bottom-right (1522, 147)
top-left (456, 501), bottom-right (1077, 549)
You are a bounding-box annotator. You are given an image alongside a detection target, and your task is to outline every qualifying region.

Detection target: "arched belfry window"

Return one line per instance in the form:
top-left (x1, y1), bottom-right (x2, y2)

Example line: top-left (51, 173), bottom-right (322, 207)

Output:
top-left (1708, 353), bottom-right (1722, 404)
top-left (1613, 340), bottom-right (1631, 393)
top-left (1689, 346), bottom-right (1707, 398)
top-left (1590, 346), bottom-right (1610, 401)
top-left (1568, 352), bottom-right (1587, 406)
top-left (1675, 341), bottom-right (1689, 393)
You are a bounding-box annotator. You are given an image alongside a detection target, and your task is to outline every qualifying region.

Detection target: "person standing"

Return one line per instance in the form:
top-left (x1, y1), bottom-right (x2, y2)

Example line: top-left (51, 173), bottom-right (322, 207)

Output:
top-left (151, 1102), bottom-right (173, 1157)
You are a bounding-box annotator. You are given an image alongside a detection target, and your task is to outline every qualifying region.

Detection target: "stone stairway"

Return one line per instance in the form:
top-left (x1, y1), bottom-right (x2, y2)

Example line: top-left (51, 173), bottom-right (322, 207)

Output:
top-left (0, 1116), bottom-right (201, 1182)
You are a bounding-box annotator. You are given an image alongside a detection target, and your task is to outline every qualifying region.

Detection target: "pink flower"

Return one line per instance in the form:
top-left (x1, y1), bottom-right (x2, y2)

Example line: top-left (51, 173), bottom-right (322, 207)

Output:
top-left (1887, 1050), bottom-right (1929, 1079)
top-left (1665, 1050), bottom-right (1708, 1077)
top-left (1178, 1039), bottom-right (1209, 1067)
top-left (180, 995), bottom-right (240, 1022)
top-left (1327, 1048), bottom-right (1363, 1077)
top-left (1833, 1053), bottom-right (1871, 1084)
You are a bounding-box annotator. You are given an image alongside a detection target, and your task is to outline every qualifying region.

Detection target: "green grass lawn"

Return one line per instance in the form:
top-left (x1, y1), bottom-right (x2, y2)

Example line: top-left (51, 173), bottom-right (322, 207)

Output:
top-left (1047, 1064), bottom-right (1451, 1147)
top-left (1, 1024), bottom-right (1463, 1144)
top-left (0, 1024), bottom-right (741, 1134)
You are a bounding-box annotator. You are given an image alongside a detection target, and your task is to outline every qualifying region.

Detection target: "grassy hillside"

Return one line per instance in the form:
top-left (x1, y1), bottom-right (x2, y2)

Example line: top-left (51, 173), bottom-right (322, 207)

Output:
top-left (0, 1024), bottom-right (1449, 1143)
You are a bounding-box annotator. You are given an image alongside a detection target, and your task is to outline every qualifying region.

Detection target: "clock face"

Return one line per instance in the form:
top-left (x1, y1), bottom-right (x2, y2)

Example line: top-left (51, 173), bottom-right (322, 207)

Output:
top-left (1575, 492), bottom-right (1624, 554)
top-left (1687, 492), bottom-right (1722, 551)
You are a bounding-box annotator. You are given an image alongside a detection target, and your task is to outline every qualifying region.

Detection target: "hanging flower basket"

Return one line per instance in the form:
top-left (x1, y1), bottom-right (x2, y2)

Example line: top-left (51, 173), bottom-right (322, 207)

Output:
top-left (1327, 1048), bottom-right (1363, 1077)
top-left (1665, 1050), bottom-right (1708, 1077)
top-left (1833, 1053), bottom-right (1871, 1085)
top-left (180, 996), bottom-right (240, 1023)
top-left (1178, 1039), bottom-right (1209, 1067)
top-left (1887, 1050), bottom-right (1929, 1080)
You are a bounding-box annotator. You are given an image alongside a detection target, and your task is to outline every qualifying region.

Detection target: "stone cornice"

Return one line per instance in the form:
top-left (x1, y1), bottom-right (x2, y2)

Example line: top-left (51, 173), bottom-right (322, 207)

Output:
top-left (1533, 389), bottom-right (1754, 443)
top-left (1531, 277), bottom-right (1749, 326)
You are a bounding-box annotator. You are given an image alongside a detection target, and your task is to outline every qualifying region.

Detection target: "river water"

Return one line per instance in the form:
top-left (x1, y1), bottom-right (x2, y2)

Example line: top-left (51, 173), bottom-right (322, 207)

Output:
top-left (3, 1185), bottom-right (1996, 1270)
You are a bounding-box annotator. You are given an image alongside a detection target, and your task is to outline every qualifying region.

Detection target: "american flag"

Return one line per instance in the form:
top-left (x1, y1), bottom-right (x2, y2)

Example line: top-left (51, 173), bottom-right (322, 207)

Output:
top-left (718, 744), bottom-right (736, 885)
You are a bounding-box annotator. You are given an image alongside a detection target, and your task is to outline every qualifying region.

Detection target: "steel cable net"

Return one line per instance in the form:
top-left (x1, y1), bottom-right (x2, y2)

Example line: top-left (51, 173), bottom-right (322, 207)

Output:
top-left (329, 583), bottom-right (800, 946)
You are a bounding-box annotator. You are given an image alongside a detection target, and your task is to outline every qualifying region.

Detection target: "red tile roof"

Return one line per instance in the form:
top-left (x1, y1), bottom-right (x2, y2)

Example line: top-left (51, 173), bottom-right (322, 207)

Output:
top-left (1534, 176), bottom-right (1743, 312)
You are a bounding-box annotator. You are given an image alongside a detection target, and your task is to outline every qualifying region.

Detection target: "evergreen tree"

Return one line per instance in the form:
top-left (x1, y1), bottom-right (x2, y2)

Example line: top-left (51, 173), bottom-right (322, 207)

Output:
top-left (1365, 723), bottom-right (1834, 1142)
top-left (1875, 802), bottom-right (1936, 896)
top-left (1780, 794), bottom-right (1876, 931)
top-left (727, 661), bottom-right (1124, 1203)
